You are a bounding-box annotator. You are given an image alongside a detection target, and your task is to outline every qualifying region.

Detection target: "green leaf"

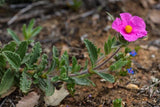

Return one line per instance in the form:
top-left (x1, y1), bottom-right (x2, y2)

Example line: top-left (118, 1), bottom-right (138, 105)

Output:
top-left (83, 60), bottom-right (88, 70)
top-left (118, 36), bottom-right (129, 46)
top-left (0, 69), bottom-right (15, 96)
top-left (110, 59), bottom-right (128, 71)
top-left (104, 36), bottom-right (116, 55)
top-left (0, 54), bottom-right (6, 68)
top-left (28, 42), bottom-right (42, 66)
top-left (72, 56), bottom-right (77, 69)
top-left (16, 41), bottom-right (28, 60)
top-left (59, 66), bottom-right (68, 81)
top-left (114, 52), bottom-right (124, 61)
top-left (22, 24), bottom-right (28, 40)
top-left (38, 78), bottom-right (55, 96)
top-left (84, 39), bottom-right (98, 67)
top-left (95, 71), bottom-right (115, 83)
top-left (47, 59), bottom-right (56, 73)
top-left (7, 29), bottom-right (20, 44)
top-left (52, 46), bottom-right (59, 57)
top-left (72, 56), bottom-right (81, 73)
top-left (113, 98), bottom-right (122, 107)
top-left (28, 19), bottom-right (35, 32)
top-left (37, 54), bottom-right (48, 72)
top-left (31, 26), bottom-right (42, 38)
top-left (67, 82), bottom-right (75, 96)
top-left (21, 54), bottom-right (31, 64)
top-left (51, 76), bottom-right (59, 82)
top-left (61, 51), bottom-right (69, 67)
top-left (2, 41), bottom-right (17, 52)
top-left (106, 12), bottom-right (115, 21)
top-left (125, 47), bottom-right (131, 54)
top-left (72, 77), bottom-right (91, 86)
top-left (20, 71), bottom-right (32, 93)
top-left (2, 51), bottom-right (21, 70)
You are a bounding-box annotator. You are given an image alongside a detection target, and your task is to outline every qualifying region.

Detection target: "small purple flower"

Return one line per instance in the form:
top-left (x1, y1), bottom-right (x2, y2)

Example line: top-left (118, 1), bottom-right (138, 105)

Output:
top-left (88, 94), bottom-right (92, 98)
top-left (129, 50), bottom-right (137, 56)
top-left (127, 68), bottom-right (134, 74)
top-left (66, 105), bottom-right (69, 107)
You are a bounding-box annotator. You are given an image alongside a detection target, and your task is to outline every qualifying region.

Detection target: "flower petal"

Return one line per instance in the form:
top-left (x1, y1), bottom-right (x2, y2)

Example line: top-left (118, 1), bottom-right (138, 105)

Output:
top-left (112, 18), bottom-right (122, 32)
top-left (120, 13), bottom-right (132, 24)
top-left (130, 16), bottom-right (146, 31)
top-left (136, 30), bottom-right (147, 38)
top-left (120, 31), bottom-right (139, 42)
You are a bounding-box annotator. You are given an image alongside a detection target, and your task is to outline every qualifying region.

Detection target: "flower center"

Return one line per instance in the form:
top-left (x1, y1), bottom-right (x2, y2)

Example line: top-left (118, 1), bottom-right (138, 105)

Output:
top-left (125, 25), bottom-right (132, 33)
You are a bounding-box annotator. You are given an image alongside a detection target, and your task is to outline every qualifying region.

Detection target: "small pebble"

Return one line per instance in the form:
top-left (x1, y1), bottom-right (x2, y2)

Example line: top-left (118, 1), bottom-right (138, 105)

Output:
top-left (148, 46), bottom-right (158, 51)
top-left (151, 54), bottom-right (155, 58)
top-left (92, 14), bottom-right (100, 21)
top-left (126, 83), bottom-right (139, 90)
top-left (103, 26), bottom-right (111, 32)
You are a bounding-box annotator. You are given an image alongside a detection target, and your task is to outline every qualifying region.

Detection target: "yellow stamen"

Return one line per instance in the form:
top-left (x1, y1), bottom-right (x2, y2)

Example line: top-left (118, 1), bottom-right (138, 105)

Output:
top-left (125, 25), bottom-right (132, 33)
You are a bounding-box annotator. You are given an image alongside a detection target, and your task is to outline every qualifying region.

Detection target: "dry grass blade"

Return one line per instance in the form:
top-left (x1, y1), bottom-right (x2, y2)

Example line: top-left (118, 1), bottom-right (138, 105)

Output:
top-left (16, 92), bottom-right (40, 107)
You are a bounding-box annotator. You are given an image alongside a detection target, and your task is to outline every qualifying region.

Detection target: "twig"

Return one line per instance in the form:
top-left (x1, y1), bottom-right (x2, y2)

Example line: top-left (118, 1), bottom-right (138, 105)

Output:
top-left (8, 99), bottom-right (15, 107)
top-left (93, 47), bottom-right (121, 70)
top-left (10, 3), bottom-right (30, 9)
top-left (68, 9), bottom-right (96, 22)
top-left (0, 97), bottom-right (8, 107)
top-left (149, 80), bottom-right (160, 88)
top-left (146, 101), bottom-right (155, 107)
top-left (8, 1), bottom-right (49, 25)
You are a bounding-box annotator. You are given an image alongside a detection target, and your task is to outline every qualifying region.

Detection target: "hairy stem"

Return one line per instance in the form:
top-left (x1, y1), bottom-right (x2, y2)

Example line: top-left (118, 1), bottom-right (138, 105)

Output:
top-left (93, 47), bottom-right (121, 70)
top-left (69, 69), bottom-right (88, 77)
top-left (69, 47), bottom-right (121, 77)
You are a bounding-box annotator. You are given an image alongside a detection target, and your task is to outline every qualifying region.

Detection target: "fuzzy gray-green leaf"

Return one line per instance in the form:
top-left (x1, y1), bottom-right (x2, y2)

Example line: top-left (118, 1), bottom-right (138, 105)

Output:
top-left (37, 54), bottom-right (48, 72)
top-left (0, 54), bottom-right (6, 68)
top-left (72, 77), bottom-right (91, 86)
top-left (95, 71), bottom-right (115, 83)
top-left (0, 69), bottom-right (15, 96)
top-left (110, 59), bottom-right (128, 71)
top-left (84, 39), bottom-right (98, 66)
top-left (16, 41), bottom-right (28, 60)
top-left (2, 41), bottom-right (17, 52)
top-left (20, 71), bottom-right (32, 93)
top-left (38, 78), bottom-right (55, 96)
top-left (28, 42), bottom-right (42, 66)
top-left (2, 51), bottom-right (21, 70)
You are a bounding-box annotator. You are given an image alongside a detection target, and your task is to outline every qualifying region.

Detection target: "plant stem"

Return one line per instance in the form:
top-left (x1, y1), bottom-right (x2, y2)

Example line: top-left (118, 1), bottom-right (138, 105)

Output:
top-left (96, 55), bottom-right (105, 64)
top-left (69, 47), bottom-right (121, 77)
top-left (93, 47), bottom-right (121, 70)
top-left (69, 69), bottom-right (88, 77)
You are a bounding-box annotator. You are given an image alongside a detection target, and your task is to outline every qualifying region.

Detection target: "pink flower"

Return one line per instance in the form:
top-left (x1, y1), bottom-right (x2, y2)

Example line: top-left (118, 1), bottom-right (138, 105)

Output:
top-left (112, 13), bottom-right (147, 42)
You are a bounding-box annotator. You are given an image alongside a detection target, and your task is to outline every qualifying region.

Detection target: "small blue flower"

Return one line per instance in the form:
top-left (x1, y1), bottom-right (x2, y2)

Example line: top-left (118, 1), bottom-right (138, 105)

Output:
top-left (129, 50), bottom-right (137, 57)
top-left (127, 68), bottom-right (134, 74)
